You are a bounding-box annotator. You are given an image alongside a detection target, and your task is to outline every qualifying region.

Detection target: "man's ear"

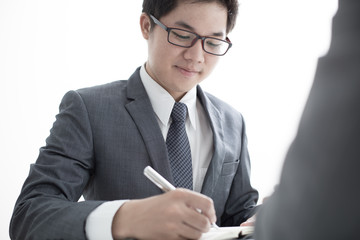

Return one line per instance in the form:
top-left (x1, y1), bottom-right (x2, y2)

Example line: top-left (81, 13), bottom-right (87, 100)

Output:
top-left (140, 13), bottom-right (152, 39)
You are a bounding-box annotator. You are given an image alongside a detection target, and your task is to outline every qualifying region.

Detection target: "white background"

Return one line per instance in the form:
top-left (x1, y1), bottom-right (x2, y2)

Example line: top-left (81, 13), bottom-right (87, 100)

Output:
top-left (0, 0), bottom-right (337, 238)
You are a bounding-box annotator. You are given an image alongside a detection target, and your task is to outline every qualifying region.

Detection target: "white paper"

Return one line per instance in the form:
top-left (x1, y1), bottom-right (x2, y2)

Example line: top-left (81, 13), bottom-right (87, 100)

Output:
top-left (200, 226), bottom-right (253, 240)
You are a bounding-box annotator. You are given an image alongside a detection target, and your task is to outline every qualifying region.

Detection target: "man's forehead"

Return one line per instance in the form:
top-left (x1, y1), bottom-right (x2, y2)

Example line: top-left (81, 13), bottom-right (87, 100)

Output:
top-left (173, 20), bottom-right (225, 37)
top-left (163, 2), bottom-right (228, 36)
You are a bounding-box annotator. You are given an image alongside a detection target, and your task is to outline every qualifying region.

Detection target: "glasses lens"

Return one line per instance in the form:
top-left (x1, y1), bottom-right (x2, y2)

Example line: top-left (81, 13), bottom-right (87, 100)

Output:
top-left (168, 29), bottom-right (230, 56)
top-left (168, 29), bottom-right (197, 47)
top-left (203, 38), bottom-right (230, 56)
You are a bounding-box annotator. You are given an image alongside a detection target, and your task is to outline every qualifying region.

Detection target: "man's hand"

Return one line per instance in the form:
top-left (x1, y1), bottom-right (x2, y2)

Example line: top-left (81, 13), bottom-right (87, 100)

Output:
top-left (112, 189), bottom-right (216, 240)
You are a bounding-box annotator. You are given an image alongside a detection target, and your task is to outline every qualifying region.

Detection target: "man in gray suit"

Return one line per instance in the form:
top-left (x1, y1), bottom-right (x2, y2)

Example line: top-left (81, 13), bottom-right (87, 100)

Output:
top-left (10, 0), bottom-right (258, 239)
top-left (255, 0), bottom-right (360, 239)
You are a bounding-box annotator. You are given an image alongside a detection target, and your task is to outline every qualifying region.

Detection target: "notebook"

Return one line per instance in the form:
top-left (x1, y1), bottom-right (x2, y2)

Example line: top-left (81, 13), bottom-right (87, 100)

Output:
top-left (200, 226), bottom-right (253, 240)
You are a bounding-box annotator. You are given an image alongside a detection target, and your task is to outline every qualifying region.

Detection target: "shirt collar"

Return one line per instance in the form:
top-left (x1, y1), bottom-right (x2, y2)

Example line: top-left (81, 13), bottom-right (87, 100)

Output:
top-left (140, 64), bottom-right (197, 130)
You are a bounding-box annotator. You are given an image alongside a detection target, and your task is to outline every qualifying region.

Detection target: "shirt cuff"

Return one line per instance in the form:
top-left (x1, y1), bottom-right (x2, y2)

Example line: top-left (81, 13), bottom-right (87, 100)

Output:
top-left (85, 200), bottom-right (128, 240)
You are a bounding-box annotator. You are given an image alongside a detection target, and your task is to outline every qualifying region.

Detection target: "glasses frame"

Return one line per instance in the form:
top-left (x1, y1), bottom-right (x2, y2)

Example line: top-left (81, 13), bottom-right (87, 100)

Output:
top-left (149, 15), bottom-right (232, 56)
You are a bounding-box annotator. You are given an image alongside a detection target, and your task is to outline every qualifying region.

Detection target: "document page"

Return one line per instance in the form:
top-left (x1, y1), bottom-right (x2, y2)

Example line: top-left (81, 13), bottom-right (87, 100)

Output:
top-left (200, 226), bottom-right (253, 240)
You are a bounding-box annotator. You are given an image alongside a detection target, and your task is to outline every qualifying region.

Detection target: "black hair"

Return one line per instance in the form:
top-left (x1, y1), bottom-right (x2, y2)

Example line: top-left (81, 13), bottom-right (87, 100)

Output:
top-left (142, 0), bottom-right (239, 34)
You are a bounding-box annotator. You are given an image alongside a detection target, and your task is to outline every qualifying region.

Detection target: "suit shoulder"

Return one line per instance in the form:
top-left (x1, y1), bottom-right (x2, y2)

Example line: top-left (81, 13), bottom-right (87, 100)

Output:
top-left (203, 91), bottom-right (244, 120)
top-left (76, 80), bottom-right (128, 97)
top-left (59, 80), bottom-right (129, 109)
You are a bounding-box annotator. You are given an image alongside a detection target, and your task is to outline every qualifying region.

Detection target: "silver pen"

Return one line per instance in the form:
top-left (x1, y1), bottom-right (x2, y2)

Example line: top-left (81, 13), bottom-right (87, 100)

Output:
top-left (143, 166), bottom-right (219, 229)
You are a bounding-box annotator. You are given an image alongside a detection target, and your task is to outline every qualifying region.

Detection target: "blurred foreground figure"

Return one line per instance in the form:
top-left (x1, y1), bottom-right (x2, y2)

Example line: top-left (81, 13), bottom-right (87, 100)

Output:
top-left (255, 0), bottom-right (360, 239)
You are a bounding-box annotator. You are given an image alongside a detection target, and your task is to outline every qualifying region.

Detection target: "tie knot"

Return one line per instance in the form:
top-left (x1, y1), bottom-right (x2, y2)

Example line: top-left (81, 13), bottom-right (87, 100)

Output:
top-left (171, 102), bottom-right (187, 122)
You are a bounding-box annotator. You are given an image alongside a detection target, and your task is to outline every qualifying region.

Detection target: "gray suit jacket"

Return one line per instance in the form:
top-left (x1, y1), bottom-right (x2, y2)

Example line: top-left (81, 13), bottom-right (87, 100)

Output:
top-left (255, 0), bottom-right (360, 239)
top-left (10, 68), bottom-right (258, 239)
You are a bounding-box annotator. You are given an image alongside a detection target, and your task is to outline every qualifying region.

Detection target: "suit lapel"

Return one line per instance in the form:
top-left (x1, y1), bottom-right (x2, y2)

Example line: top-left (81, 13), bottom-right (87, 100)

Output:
top-left (123, 70), bottom-right (225, 190)
top-left (197, 86), bottom-right (226, 198)
top-left (124, 68), bottom-right (173, 183)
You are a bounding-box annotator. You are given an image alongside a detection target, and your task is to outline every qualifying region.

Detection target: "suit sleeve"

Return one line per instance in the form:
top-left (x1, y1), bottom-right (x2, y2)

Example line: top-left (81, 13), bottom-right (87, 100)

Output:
top-left (221, 116), bottom-right (259, 226)
top-left (10, 90), bottom-right (104, 240)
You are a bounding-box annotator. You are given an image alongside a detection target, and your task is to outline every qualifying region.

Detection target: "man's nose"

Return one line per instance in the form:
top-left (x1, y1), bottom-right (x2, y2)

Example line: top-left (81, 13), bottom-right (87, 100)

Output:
top-left (184, 39), bottom-right (205, 63)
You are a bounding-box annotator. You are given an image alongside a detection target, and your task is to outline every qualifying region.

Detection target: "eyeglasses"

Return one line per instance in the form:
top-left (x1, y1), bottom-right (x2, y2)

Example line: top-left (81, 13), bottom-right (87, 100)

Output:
top-left (149, 15), bottom-right (232, 56)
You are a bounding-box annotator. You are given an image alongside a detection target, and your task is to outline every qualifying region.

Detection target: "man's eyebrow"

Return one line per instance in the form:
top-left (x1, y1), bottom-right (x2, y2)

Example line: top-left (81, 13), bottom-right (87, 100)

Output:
top-left (174, 20), bottom-right (225, 37)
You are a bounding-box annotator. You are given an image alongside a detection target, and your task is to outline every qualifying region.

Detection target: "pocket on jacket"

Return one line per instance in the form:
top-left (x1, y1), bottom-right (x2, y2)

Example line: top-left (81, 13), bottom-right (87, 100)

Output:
top-left (221, 159), bottom-right (240, 176)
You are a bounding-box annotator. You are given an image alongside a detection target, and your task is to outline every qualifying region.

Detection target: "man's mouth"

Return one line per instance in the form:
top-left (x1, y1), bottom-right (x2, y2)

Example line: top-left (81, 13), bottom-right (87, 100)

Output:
top-left (176, 66), bottom-right (200, 77)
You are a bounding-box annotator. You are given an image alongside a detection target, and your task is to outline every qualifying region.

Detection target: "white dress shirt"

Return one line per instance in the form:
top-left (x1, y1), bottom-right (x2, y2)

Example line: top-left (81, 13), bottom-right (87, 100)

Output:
top-left (86, 65), bottom-right (214, 239)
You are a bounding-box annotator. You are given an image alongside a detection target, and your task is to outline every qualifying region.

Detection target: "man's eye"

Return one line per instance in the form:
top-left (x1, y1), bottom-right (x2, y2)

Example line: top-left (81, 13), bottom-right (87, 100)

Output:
top-left (206, 40), bottom-right (221, 48)
top-left (172, 31), bottom-right (191, 40)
